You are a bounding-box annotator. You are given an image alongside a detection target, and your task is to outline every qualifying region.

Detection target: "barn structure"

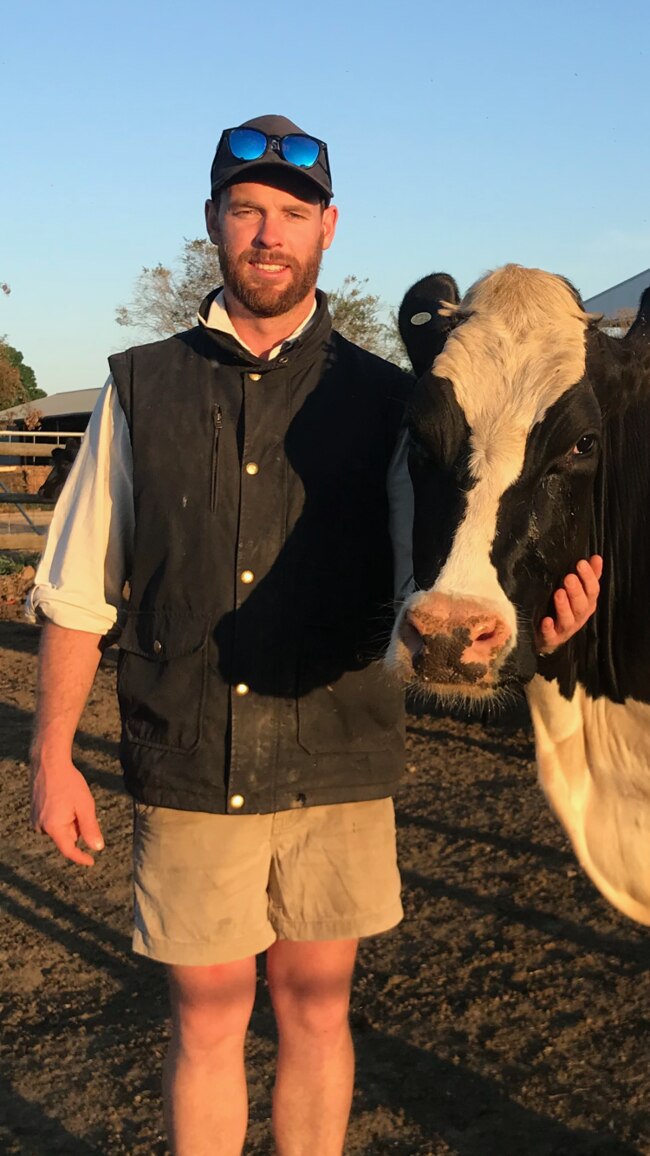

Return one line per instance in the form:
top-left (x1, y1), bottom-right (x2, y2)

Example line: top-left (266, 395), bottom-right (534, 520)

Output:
top-left (584, 268), bottom-right (650, 332)
top-left (0, 388), bottom-right (101, 547)
top-left (0, 388), bottom-right (101, 437)
top-left (0, 388), bottom-right (100, 466)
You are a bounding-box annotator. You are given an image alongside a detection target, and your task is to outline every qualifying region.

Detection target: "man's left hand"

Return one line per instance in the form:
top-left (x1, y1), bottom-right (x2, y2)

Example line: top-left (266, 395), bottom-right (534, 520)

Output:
top-left (536, 554), bottom-right (603, 654)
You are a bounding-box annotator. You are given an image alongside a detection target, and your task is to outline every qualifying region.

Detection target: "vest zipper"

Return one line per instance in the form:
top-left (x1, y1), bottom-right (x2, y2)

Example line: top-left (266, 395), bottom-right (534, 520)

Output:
top-left (211, 405), bottom-right (222, 512)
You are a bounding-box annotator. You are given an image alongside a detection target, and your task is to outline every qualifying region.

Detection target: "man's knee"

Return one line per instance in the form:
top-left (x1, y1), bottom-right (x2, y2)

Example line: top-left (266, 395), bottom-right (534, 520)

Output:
top-left (167, 958), bottom-right (257, 1052)
top-left (267, 940), bottom-right (357, 1038)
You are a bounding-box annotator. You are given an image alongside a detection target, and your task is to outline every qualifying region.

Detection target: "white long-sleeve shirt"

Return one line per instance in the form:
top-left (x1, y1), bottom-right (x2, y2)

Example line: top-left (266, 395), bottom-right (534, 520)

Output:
top-left (30, 295), bottom-right (414, 632)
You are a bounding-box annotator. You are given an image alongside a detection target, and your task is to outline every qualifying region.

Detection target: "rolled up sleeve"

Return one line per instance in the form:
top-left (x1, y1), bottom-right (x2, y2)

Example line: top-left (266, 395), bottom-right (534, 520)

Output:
top-left (28, 379), bottom-right (134, 634)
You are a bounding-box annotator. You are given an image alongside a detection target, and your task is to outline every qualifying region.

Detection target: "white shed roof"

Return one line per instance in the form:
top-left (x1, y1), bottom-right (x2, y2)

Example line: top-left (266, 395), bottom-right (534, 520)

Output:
top-left (584, 269), bottom-right (650, 317)
top-left (0, 388), bottom-right (101, 424)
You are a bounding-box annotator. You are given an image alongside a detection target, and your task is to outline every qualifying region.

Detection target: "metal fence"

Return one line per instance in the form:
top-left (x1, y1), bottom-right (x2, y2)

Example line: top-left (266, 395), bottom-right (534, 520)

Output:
top-left (0, 431), bottom-right (84, 550)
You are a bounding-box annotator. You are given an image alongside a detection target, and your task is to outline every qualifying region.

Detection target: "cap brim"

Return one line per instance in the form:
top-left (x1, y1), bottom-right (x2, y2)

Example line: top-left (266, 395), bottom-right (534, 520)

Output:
top-left (213, 161), bottom-right (331, 202)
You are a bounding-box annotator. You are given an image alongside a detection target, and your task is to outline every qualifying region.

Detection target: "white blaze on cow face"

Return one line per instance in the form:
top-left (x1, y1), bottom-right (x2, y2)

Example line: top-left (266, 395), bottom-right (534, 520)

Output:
top-left (394, 265), bottom-right (591, 692)
top-left (431, 419), bottom-right (529, 637)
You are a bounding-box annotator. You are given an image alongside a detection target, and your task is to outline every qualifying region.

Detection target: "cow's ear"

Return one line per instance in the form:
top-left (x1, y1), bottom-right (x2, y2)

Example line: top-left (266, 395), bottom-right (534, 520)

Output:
top-left (624, 286), bottom-right (650, 347)
top-left (398, 273), bottom-right (462, 377)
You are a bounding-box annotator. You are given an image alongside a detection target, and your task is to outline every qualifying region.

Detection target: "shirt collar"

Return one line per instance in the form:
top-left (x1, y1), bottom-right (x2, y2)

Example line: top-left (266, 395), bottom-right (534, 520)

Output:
top-left (199, 289), bottom-right (317, 360)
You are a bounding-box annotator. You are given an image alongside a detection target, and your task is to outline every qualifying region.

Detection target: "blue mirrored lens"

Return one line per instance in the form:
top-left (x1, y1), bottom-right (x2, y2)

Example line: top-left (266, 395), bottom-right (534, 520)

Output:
top-left (228, 128), bottom-right (267, 161)
top-left (281, 135), bottom-right (320, 169)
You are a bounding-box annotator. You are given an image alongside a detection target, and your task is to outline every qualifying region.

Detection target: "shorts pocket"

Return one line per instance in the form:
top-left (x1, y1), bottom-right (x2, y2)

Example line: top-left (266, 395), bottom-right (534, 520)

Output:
top-left (118, 610), bottom-right (210, 753)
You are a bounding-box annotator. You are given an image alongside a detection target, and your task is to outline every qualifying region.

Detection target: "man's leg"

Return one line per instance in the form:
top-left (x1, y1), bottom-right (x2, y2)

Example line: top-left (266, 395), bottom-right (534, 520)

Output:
top-left (163, 957), bottom-right (257, 1156)
top-left (266, 938), bottom-right (358, 1156)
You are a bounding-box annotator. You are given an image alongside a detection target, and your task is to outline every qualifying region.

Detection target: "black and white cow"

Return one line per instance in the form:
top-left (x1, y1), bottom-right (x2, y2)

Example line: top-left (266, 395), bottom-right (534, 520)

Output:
top-left (388, 264), bottom-right (650, 925)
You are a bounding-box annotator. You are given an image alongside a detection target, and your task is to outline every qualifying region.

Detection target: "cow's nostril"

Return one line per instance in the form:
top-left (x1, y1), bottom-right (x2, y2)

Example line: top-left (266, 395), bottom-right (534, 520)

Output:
top-left (468, 616), bottom-right (501, 645)
top-left (399, 615), bottom-right (425, 659)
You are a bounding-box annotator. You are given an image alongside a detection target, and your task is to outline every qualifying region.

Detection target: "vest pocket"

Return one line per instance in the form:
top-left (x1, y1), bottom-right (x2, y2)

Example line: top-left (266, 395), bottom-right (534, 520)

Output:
top-left (210, 404), bottom-right (222, 512)
top-left (117, 611), bottom-right (210, 753)
top-left (296, 629), bottom-right (403, 755)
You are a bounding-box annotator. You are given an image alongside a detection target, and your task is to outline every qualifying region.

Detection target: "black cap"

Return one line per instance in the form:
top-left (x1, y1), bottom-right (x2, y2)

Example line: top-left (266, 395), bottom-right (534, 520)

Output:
top-left (210, 114), bottom-right (333, 202)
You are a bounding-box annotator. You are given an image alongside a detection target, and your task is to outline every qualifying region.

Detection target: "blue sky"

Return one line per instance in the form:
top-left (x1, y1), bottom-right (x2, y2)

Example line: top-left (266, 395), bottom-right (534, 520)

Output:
top-left (1, 0), bottom-right (648, 396)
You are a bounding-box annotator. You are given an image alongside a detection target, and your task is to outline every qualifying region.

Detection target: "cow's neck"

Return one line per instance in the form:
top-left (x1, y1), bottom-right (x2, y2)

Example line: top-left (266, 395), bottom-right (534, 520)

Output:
top-left (526, 675), bottom-right (650, 925)
top-left (536, 369), bottom-right (650, 706)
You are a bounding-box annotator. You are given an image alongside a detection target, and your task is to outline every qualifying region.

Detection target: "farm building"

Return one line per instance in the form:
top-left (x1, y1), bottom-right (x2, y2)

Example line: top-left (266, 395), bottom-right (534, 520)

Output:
top-left (0, 387), bottom-right (101, 435)
top-left (0, 388), bottom-right (100, 467)
top-left (584, 268), bottom-right (650, 329)
top-left (0, 389), bottom-right (101, 548)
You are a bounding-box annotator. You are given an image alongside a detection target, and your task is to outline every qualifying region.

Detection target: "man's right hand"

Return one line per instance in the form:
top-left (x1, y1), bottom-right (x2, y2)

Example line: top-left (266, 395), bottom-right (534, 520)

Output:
top-left (30, 623), bottom-right (107, 867)
top-left (31, 757), bottom-right (105, 867)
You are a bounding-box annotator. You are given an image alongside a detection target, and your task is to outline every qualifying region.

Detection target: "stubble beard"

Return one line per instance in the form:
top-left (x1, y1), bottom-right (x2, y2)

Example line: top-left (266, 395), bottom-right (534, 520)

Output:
top-left (218, 241), bottom-right (323, 318)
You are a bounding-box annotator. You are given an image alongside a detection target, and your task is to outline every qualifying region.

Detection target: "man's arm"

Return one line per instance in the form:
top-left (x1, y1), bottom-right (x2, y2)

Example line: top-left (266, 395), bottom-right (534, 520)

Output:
top-left (31, 625), bottom-right (106, 866)
top-left (29, 380), bottom-right (134, 865)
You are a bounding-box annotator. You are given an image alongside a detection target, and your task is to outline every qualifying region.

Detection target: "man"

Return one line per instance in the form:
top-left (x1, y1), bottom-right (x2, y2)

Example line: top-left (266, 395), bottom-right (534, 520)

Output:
top-left (29, 114), bottom-right (601, 1156)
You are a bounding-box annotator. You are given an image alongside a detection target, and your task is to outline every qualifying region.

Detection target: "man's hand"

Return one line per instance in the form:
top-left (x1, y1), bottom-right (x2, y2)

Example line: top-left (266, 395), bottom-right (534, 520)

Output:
top-left (30, 624), bottom-right (106, 866)
top-left (31, 756), bottom-right (104, 867)
top-left (537, 554), bottom-right (603, 655)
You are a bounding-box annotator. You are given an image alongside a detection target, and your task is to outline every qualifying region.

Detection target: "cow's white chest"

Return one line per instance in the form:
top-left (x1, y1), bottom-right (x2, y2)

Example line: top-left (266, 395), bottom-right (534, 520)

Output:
top-left (526, 675), bottom-right (650, 924)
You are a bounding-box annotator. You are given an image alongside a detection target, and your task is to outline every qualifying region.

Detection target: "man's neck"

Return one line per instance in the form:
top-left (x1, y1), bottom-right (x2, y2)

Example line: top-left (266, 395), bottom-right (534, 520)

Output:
top-left (222, 288), bottom-right (316, 359)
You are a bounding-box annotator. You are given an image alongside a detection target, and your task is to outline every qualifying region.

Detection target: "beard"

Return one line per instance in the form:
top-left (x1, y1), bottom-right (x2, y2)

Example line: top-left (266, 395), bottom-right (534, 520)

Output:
top-left (218, 241), bottom-right (323, 318)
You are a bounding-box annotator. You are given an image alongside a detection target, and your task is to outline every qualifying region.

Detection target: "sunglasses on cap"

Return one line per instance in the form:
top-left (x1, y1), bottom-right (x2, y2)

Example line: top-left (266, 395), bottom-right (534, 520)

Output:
top-left (223, 127), bottom-right (330, 175)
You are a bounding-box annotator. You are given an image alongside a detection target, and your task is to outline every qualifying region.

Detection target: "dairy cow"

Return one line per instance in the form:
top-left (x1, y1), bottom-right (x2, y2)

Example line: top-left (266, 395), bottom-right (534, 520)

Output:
top-left (388, 264), bottom-right (650, 925)
top-left (38, 439), bottom-right (80, 502)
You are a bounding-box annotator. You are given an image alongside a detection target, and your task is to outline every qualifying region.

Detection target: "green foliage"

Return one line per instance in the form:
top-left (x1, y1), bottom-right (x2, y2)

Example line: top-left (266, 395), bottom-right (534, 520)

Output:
top-left (327, 275), bottom-right (384, 347)
top-left (116, 239), bottom-right (223, 337)
top-left (326, 275), bottom-right (408, 365)
top-left (0, 342), bottom-right (43, 400)
top-left (0, 346), bottom-right (25, 410)
top-left (115, 239), bottom-right (409, 366)
top-left (0, 551), bottom-right (40, 575)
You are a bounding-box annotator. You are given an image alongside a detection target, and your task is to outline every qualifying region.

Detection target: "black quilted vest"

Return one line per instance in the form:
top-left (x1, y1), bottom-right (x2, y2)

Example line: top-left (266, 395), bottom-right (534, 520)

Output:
top-left (109, 290), bottom-right (412, 814)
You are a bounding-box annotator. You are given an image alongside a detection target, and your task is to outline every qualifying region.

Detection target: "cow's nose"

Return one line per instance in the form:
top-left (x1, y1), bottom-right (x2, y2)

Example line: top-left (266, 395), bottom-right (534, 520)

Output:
top-left (400, 593), bottom-right (513, 685)
top-left (465, 615), bottom-right (502, 656)
top-left (399, 611), bottom-right (426, 659)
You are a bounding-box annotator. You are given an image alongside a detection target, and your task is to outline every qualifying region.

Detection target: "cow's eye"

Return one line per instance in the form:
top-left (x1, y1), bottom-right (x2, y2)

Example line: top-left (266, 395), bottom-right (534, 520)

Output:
top-left (572, 434), bottom-right (596, 456)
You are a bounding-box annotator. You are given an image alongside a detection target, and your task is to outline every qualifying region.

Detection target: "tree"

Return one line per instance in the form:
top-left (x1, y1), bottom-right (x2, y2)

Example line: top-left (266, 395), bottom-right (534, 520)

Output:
top-left (116, 238), bottom-right (408, 365)
top-left (116, 239), bottom-right (223, 337)
top-left (23, 406), bottom-right (44, 431)
top-left (327, 275), bottom-right (408, 365)
top-left (327, 275), bottom-right (387, 349)
top-left (0, 347), bottom-right (25, 410)
top-left (0, 342), bottom-right (44, 401)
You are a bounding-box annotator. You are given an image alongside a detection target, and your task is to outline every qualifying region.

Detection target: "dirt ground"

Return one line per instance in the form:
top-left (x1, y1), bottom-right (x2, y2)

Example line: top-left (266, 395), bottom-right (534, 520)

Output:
top-left (1, 620), bottom-right (648, 1155)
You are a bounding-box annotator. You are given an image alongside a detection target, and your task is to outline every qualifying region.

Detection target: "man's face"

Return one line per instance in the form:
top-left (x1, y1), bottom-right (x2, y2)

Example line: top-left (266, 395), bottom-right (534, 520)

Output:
top-left (205, 178), bottom-right (338, 317)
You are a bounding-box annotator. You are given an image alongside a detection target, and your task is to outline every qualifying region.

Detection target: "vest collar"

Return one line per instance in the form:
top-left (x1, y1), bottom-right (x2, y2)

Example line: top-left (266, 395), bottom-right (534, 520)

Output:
top-left (194, 287), bottom-right (332, 372)
top-left (200, 289), bottom-right (317, 358)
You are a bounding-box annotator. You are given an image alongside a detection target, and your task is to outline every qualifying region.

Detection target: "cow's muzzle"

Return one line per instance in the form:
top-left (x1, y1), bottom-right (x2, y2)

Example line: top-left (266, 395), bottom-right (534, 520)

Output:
top-left (394, 592), bottom-right (513, 695)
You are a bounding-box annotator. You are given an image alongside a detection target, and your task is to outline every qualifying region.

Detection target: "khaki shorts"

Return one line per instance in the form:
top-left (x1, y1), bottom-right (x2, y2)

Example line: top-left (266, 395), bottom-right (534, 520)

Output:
top-left (132, 798), bottom-right (403, 966)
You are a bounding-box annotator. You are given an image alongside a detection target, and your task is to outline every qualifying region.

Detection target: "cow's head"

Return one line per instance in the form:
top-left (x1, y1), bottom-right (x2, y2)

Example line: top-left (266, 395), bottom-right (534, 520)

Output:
top-left (38, 439), bottom-right (80, 501)
top-left (389, 264), bottom-right (610, 700)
